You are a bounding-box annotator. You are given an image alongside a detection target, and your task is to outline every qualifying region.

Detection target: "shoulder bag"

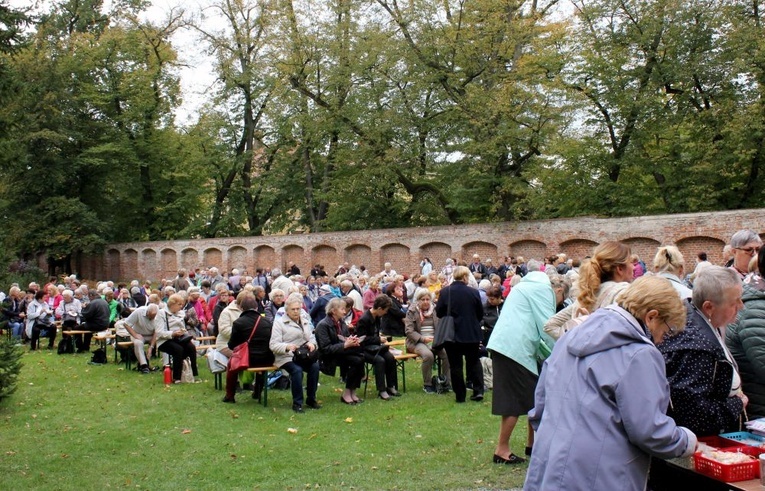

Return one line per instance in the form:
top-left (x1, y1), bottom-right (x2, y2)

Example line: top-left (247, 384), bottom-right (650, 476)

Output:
top-left (229, 316), bottom-right (261, 371)
top-left (432, 288), bottom-right (455, 351)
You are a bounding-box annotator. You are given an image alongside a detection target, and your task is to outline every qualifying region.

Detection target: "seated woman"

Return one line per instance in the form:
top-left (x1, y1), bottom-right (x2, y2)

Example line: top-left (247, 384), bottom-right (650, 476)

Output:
top-left (342, 296), bottom-right (362, 333)
top-left (27, 289), bottom-right (56, 351)
top-left (380, 284), bottom-right (406, 337)
top-left (270, 293), bottom-right (321, 413)
top-left (315, 297), bottom-right (365, 405)
top-left (356, 295), bottom-right (399, 400)
top-left (265, 289), bottom-right (286, 323)
top-left (659, 265), bottom-right (746, 436)
top-left (222, 293), bottom-right (274, 403)
top-left (524, 276), bottom-right (696, 490)
top-left (156, 294), bottom-right (199, 384)
top-left (405, 289), bottom-right (450, 394)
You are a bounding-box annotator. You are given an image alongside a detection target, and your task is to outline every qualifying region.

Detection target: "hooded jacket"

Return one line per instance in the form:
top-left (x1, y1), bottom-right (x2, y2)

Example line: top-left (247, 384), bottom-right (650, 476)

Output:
top-left (659, 301), bottom-right (743, 436)
top-left (727, 274), bottom-right (765, 418)
top-left (524, 305), bottom-right (695, 491)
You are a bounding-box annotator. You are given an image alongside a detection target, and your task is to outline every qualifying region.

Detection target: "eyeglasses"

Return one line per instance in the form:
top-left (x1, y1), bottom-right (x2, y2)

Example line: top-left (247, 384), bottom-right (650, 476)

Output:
top-left (736, 246), bottom-right (761, 255)
top-left (664, 320), bottom-right (680, 337)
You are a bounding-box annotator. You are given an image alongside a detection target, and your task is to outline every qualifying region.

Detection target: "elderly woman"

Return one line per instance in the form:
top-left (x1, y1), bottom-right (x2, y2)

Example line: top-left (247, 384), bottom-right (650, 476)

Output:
top-left (435, 265), bottom-right (485, 403)
top-left (729, 229), bottom-right (763, 279)
top-left (727, 248), bottom-right (765, 418)
top-left (487, 260), bottom-right (555, 464)
top-left (659, 266), bottom-right (746, 436)
top-left (356, 294), bottom-right (399, 400)
top-left (405, 289), bottom-right (450, 393)
top-left (27, 289), bottom-right (56, 350)
top-left (524, 276), bottom-right (697, 490)
top-left (215, 291), bottom-right (246, 357)
top-left (362, 278), bottom-right (381, 311)
top-left (315, 297), bottom-right (365, 405)
top-left (156, 294), bottom-right (199, 384)
top-left (381, 283), bottom-right (407, 337)
top-left (2, 286), bottom-right (25, 339)
top-left (222, 294), bottom-right (274, 403)
top-left (544, 241), bottom-right (633, 340)
top-left (270, 293), bottom-right (321, 412)
top-left (265, 288), bottom-right (286, 323)
top-left (654, 245), bottom-right (692, 300)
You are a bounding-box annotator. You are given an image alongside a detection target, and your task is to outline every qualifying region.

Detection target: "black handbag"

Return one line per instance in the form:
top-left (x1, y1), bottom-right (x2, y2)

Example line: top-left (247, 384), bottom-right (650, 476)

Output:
top-left (432, 289), bottom-right (456, 351)
top-left (293, 343), bottom-right (318, 364)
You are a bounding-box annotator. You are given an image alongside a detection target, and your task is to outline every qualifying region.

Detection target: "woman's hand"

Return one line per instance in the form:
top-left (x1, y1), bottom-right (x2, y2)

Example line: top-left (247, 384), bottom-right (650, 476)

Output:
top-left (423, 336), bottom-right (434, 344)
top-left (307, 343), bottom-right (315, 352)
top-left (287, 344), bottom-right (298, 352)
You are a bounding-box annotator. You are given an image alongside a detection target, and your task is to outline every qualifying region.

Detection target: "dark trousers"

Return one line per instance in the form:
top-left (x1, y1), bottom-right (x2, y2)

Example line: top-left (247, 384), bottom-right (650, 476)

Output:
top-left (75, 321), bottom-right (106, 352)
top-left (363, 349), bottom-right (398, 392)
top-left (282, 360), bottom-right (320, 406)
top-left (444, 342), bottom-right (484, 402)
top-left (335, 353), bottom-right (365, 390)
top-left (158, 340), bottom-right (198, 381)
top-left (30, 322), bottom-right (56, 350)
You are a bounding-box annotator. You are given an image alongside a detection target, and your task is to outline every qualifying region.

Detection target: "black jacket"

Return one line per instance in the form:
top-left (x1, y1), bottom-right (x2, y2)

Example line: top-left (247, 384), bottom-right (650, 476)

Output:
top-left (435, 281), bottom-right (483, 344)
top-left (81, 298), bottom-right (111, 330)
top-left (380, 295), bottom-right (406, 337)
top-left (228, 310), bottom-right (274, 367)
top-left (356, 310), bottom-right (383, 348)
top-left (659, 301), bottom-right (744, 436)
top-left (315, 315), bottom-right (360, 375)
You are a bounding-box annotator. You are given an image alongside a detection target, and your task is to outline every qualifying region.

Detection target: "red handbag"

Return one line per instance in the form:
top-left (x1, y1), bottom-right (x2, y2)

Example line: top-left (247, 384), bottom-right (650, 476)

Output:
top-left (228, 316), bottom-right (261, 371)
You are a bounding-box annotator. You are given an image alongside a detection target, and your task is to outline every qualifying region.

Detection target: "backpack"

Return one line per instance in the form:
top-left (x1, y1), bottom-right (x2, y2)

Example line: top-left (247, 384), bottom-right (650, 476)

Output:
top-left (267, 370), bottom-right (290, 390)
top-left (57, 337), bottom-right (74, 355)
top-left (432, 374), bottom-right (450, 394)
top-left (90, 348), bottom-right (107, 365)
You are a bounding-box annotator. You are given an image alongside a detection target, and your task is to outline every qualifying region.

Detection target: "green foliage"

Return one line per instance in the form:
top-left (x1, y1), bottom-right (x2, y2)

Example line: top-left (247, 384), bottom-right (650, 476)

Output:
top-left (0, 337), bottom-right (23, 403)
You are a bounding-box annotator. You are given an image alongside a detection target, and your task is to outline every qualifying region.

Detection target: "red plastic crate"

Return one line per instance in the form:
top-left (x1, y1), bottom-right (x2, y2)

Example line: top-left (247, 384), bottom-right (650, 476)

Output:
top-left (693, 449), bottom-right (760, 482)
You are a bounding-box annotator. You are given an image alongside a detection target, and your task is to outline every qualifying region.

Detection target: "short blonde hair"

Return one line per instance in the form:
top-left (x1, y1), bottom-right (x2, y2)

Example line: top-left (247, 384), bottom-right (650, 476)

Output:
top-left (166, 294), bottom-right (184, 309)
top-left (452, 266), bottom-right (471, 283)
top-left (617, 276), bottom-right (686, 332)
top-left (653, 246), bottom-right (685, 275)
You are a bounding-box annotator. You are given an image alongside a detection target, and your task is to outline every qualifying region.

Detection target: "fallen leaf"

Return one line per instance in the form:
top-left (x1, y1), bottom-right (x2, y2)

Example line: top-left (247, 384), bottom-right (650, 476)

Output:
top-left (344, 417), bottom-right (353, 423)
top-left (287, 428), bottom-right (298, 434)
top-left (181, 429), bottom-right (192, 434)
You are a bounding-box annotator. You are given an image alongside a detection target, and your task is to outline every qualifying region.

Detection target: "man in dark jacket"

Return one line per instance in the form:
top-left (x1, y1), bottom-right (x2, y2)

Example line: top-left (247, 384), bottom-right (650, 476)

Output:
top-left (78, 291), bottom-right (110, 352)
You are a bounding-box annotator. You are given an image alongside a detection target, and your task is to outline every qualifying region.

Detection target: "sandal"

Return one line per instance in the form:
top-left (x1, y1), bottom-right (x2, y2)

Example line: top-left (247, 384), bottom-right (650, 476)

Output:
top-left (493, 453), bottom-right (525, 465)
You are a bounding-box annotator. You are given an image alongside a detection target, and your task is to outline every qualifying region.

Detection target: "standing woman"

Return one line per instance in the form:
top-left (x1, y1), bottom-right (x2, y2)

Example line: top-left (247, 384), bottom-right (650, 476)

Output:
top-left (315, 298), bottom-right (365, 405)
top-left (222, 294), bottom-right (274, 403)
top-left (544, 241), bottom-right (633, 340)
top-left (270, 294), bottom-right (320, 412)
top-left (654, 245), bottom-right (693, 300)
top-left (487, 260), bottom-right (556, 464)
top-left (435, 266), bottom-right (485, 403)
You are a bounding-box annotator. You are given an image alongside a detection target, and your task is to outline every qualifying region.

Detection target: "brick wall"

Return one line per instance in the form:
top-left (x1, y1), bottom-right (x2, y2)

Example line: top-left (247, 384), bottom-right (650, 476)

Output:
top-left (76, 209), bottom-right (765, 283)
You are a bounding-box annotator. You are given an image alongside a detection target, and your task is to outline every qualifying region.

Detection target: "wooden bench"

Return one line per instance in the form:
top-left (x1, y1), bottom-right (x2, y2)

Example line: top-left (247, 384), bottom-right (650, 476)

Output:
top-left (60, 330), bottom-right (92, 354)
top-left (363, 349), bottom-right (420, 397)
top-left (196, 335), bottom-right (216, 343)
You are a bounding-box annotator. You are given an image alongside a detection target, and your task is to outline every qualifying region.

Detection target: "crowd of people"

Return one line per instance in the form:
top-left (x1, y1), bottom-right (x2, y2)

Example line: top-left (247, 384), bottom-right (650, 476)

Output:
top-left (1, 230), bottom-right (763, 486)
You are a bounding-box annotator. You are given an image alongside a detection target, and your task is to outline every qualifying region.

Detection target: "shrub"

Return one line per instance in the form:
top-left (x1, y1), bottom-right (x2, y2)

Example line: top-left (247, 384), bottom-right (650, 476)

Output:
top-left (0, 337), bottom-right (23, 403)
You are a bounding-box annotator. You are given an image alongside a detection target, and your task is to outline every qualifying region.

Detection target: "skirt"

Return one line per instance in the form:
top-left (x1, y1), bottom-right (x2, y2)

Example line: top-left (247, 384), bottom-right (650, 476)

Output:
top-left (491, 351), bottom-right (539, 417)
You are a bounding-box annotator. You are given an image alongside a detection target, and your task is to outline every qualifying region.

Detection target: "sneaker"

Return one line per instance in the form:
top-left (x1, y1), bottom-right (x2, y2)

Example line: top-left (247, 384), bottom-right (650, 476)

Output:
top-left (423, 386), bottom-right (437, 394)
top-left (139, 365), bottom-right (150, 374)
top-left (292, 404), bottom-right (304, 413)
top-left (470, 392), bottom-right (484, 402)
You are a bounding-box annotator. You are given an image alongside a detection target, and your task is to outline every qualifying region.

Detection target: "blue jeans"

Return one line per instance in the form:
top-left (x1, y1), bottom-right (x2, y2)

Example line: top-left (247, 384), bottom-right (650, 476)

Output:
top-left (282, 360), bottom-right (319, 406)
top-left (8, 321), bottom-right (23, 339)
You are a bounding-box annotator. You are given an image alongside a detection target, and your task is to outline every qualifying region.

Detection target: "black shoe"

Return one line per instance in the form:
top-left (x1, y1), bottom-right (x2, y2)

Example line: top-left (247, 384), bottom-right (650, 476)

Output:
top-left (466, 381), bottom-right (473, 390)
top-left (493, 453), bottom-right (525, 465)
top-left (242, 383), bottom-right (253, 391)
top-left (470, 392), bottom-right (484, 402)
top-left (139, 365), bottom-right (150, 374)
top-left (423, 386), bottom-right (437, 394)
top-left (222, 396), bottom-right (236, 403)
top-left (525, 446), bottom-right (533, 456)
top-left (305, 400), bottom-right (322, 409)
top-left (292, 404), bottom-right (304, 413)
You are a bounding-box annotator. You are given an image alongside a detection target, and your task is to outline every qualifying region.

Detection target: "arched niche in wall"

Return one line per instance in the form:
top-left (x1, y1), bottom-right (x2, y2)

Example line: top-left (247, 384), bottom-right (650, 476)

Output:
top-left (142, 248), bottom-right (158, 282)
top-left (419, 242), bottom-right (452, 272)
top-left (254, 245), bottom-right (275, 270)
top-left (160, 248), bottom-right (177, 280)
top-left (282, 245), bottom-right (305, 271)
top-left (312, 245), bottom-right (337, 271)
top-left (345, 244), bottom-right (372, 270)
top-left (181, 248), bottom-right (199, 273)
top-left (558, 239), bottom-right (599, 261)
top-left (509, 240), bottom-right (547, 262)
top-left (461, 241), bottom-right (499, 263)
top-left (379, 243), bottom-right (411, 273)
top-left (675, 236), bottom-right (727, 267)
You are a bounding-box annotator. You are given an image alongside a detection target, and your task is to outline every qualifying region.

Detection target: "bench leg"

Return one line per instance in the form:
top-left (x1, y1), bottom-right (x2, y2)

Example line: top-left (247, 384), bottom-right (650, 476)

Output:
top-left (214, 372), bottom-right (222, 390)
top-left (262, 372), bottom-right (269, 407)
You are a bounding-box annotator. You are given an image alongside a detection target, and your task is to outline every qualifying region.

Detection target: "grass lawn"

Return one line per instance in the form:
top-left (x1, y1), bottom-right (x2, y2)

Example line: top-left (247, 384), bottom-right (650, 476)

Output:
top-left (1, 349), bottom-right (530, 490)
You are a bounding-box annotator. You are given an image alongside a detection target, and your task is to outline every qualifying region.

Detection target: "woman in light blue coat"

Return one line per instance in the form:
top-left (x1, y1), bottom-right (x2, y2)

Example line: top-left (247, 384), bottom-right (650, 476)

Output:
top-left (524, 276), bottom-right (697, 491)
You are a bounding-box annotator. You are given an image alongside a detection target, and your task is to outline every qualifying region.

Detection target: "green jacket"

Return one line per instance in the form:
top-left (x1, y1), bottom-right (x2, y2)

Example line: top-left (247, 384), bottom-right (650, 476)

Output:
top-left (726, 275), bottom-right (765, 419)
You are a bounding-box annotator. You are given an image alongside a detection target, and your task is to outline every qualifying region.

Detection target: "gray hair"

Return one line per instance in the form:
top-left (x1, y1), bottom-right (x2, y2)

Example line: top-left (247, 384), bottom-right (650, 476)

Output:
top-left (146, 304), bottom-right (159, 316)
top-left (325, 297), bottom-right (346, 316)
top-left (731, 230), bottom-right (763, 248)
top-left (285, 292), bottom-right (303, 308)
top-left (340, 279), bottom-right (353, 288)
top-left (62, 289), bottom-right (73, 299)
top-left (271, 268), bottom-right (282, 278)
top-left (269, 288), bottom-right (285, 301)
top-left (527, 259), bottom-right (541, 272)
top-left (414, 288), bottom-right (434, 302)
top-left (692, 265), bottom-right (741, 309)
